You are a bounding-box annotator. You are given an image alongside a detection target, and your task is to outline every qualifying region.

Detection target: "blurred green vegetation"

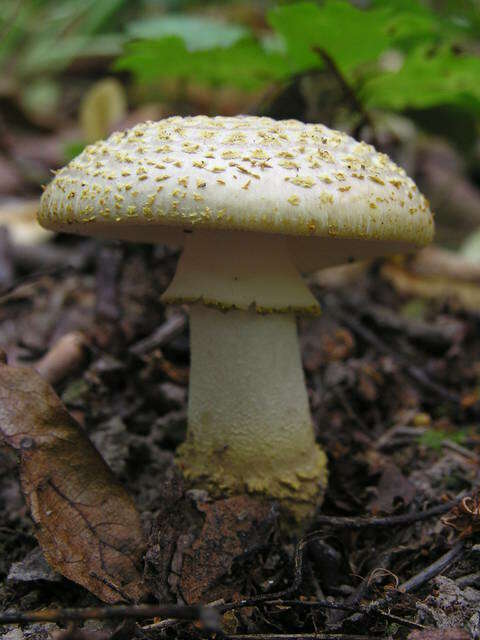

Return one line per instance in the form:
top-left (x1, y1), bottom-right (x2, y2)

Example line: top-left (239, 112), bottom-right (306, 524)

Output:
top-left (116, 1), bottom-right (480, 116)
top-left (419, 427), bottom-right (467, 450)
top-left (1, 0), bottom-right (479, 134)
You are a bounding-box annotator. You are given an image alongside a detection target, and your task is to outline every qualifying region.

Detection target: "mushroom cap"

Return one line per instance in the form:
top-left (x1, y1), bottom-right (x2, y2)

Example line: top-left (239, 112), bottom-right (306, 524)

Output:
top-left (38, 115), bottom-right (434, 271)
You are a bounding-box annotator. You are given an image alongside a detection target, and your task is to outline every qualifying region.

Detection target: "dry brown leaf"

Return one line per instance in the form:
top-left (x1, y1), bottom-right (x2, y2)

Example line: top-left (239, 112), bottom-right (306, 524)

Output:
top-left (180, 495), bottom-right (277, 603)
top-left (0, 361), bottom-right (146, 603)
top-left (34, 331), bottom-right (89, 386)
top-left (381, 247), bottom-right (480, 310)
top-left (0, 198), bottom-right (53, 245)
top-left (442, 494), bottom-right (480, 539)
top-left (367, 451), bottom-right (416, 515)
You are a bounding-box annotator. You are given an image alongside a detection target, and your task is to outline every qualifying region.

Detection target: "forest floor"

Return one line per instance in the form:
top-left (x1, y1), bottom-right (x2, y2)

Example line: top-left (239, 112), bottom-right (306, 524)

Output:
top-left (0, 236), bottom-right (480, 639)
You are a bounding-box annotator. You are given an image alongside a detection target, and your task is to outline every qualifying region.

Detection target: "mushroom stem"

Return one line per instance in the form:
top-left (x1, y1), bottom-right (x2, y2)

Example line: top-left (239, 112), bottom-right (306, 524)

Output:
top-left (164, 230), bottom-right (327, 514)
top-left (162, 230), bottom-right (321, 313)
top-left (177, 304), bottom-right (327, 512)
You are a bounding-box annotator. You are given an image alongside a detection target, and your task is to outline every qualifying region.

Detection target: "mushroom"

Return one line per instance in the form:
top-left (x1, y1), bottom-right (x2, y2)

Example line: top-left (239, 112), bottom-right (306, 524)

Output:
top-left (38, 115), bottom-right (434, 516)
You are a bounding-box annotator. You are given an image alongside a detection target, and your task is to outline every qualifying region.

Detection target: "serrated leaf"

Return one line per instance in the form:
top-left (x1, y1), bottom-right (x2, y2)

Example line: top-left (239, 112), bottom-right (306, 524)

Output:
top-left (267, 0), bottom-right (393, 77)
top-left (115, 36), bottom-right (287, 91)
top-left (361, 46), bottom-right (480, 113)
top-left (128, 14), bottom-right (250, 51)
top-left (372, 0), bottom-right (474, 48)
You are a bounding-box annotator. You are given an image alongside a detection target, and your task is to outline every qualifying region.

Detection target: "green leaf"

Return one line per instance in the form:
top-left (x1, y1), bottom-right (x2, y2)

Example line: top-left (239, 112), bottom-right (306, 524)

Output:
top-left (361, 46), bottom-right (480, 114)
top-left (267, 0), bottom-right (393, 77)
top-left (419, 429), bottom-right (444, 450)
top-left (419, 428), bottom-right (466, 450)
top-left (128, 14), bottom-right (250, 51)
top-left (63, 140), bottom-right (87, 163)
top-left (115, 36), bottom-right (287, 91)
top-left (371, 0), bottom-right (474, 48)
top-left (112, 0), bottom-right (480, 120)
top-left (10, 0), bottom-right (128, 78)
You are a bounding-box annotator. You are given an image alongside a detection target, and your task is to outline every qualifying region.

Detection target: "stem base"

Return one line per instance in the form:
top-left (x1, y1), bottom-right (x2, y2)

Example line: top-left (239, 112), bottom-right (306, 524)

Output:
top-left (176, 305), bottom-right (328, 519)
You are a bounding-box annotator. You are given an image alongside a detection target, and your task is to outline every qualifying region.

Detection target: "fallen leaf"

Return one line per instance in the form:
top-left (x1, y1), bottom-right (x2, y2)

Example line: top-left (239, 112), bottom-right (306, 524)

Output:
top-left (442, 494), bottom-right (480, 538)
top-left (381, 247), bottom-right (480, 311)
top-left (367, 452), bottom-right (416, 515)
top-left (7, 547), bottom-right (61, 585)
top-left (146, 476), bottom-right (278, 604)
top-left (310, 261), bottom-right (368, 288)
top-left (34, 331), bottom-right (89, 386)
top-left (0, 199), bottom-right (52, 245)
top-left (0, 361), bottom-right (146, 603)
top-left (180, 495), bottom-right (277, 603)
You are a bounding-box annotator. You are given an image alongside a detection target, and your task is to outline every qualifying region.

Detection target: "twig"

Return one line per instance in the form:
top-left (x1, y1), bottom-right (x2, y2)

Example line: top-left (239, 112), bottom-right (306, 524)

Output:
top-left (441, 440), bottom-right (479, 462)
top-left (129, 313), bottom-right (187, 356)
top-left (350, 540), bottom-right (466, 626)
top-left (11, 240), bottom-right (94, 272)
top-left (217, 494), bottom-right (467, 628)
top-left (310, 494), bottom-right (466, 530)
top-left (398, 540), bottom-right (465, 593)
top-left (142, 598), bottom-right (226, 634)
top-left (0, 603), bottom-right (214, 627)
top-left (284, 494), bottom-right (464, 596)
top-left (0, 496), bottom-right (466, 631)
top-left (261, 601), bottom-right (424, 631)
top-left (312, 47), bottom-right (374, 135)
top-left (0, 265), bottom-right (75, 302)
top-left (332, 386), bottom-right (368, 431)
top-left (360, 301), bottom-right (459, 351)
top-left (455, 571), bottom-right (480, 588)
top-left (35, 331), bottom-right (89, 385)
top-left (0, 526), bottom-right (35, 539)
top-left (252, 540), bottom-right (464, 633)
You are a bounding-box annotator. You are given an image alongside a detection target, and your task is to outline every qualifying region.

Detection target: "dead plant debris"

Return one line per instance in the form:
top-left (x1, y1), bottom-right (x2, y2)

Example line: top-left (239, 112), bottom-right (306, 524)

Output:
top-left (0, 361), bottom-right (146, 604)
top-left (2, 242), bottom-right (480, 639)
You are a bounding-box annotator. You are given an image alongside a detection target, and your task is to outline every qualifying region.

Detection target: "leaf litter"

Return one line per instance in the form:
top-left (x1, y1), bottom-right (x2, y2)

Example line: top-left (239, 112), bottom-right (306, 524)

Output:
top-left (0, 360), bottom-right (146, 604)
top-left (1, 239), bottom-right (480, 638)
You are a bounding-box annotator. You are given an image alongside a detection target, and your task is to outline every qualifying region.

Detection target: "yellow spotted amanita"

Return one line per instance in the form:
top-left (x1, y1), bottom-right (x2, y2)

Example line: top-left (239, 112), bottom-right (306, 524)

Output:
top-left (38, 115), bottom-right (434, 517)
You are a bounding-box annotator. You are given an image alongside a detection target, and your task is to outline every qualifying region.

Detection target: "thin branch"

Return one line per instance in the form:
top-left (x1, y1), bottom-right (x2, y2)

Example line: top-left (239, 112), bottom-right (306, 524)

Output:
top-left (218, 540), bottom-right (464, 634)
top-left (129, 313), bottom-right (187, 356)
top-left (218, 493), bottom-right (467, 625)
top-left (312, 47), bottom-right (374, 134)
top-left (0, 266), bottom-right (75, 302)
top-left (260, 601), bottom-right (424, 631)
top-left (398, 540), bottom-right (465, 593)
top-left (351, 540), bottom-right (466, 626)
top-left (0, 603), bottom-right (213, 626)
top-left (0, 495), bottom-right (466, 630)
top-left (310, 494), bottom-right (466, 530)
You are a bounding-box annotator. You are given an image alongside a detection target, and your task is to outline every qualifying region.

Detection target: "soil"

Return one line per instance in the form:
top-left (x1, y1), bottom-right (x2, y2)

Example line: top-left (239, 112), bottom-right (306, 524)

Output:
top-left (1, 239), bottom-right (480, 639)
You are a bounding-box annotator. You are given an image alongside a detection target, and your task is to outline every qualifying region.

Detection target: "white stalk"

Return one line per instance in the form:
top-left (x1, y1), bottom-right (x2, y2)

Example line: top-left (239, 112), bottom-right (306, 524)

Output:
top-left (162, 230), bottom-right (320, 313)
top-left (178, 305), bottom-right (327, 505)
top-left (164, 230), bottom-right (327, 510)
